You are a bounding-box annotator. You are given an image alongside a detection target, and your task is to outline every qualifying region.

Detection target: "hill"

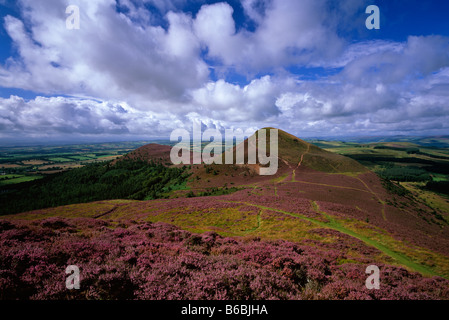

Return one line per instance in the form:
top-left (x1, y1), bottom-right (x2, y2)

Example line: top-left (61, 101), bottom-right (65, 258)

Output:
top-left (113, 143), bottom-right (173, 165)
top-left (265, 128), bottom-right (367, 173)
top-left (114, 128), bottom-right (367, 175)
top-left (1, 128), bottom-right (449, 300)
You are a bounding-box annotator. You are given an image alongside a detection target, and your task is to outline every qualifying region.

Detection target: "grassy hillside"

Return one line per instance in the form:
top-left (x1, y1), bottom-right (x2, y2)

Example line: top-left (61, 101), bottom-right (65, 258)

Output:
top-left (2, 217), bottom-right (448, 300)
top-left (264, 128), bottom-right (367, 174)
top-left (2, 131), bottom-right (449, 300)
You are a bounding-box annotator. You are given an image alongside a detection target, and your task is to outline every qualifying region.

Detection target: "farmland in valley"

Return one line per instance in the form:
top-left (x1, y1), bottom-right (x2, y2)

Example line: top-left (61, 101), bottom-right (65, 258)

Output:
top-left (1, 129), bottom-right (449, 300)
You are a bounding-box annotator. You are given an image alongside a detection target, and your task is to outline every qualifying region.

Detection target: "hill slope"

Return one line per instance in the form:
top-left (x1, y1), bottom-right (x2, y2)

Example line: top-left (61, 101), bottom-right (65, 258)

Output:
top-left (266, 128), bottom-right (367, 173)
top-left (2, 128), bottom-right (449, 299)
top-left (114, 143), bottom-right (172, 165)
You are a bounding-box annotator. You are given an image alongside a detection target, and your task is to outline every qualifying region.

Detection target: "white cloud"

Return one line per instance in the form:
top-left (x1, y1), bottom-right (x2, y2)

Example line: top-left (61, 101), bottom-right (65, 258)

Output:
top-left (0, 0), bottom-right (209, 109)
top-left (190, 75), bottom-right (293, 122)
top-left (326, 40), bottom-right (404, 69)
top-left (241, 0), bottom-right (271, 25)
top-left (340, 36), bottom-right (449, 85)
top-left (194, 0), bottom-right (345, 73)
top-left (0, 0), bottom-right (449, 141)
top-left (0, 95), bottom-right (170, 139)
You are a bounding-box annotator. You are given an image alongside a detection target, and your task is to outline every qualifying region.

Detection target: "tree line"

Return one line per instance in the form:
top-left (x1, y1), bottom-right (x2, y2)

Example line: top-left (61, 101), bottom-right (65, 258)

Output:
top-left (0, 159), bottom-right (190, 215)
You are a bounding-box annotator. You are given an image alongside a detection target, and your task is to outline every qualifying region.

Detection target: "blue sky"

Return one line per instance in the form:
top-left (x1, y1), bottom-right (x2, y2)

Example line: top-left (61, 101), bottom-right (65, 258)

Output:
top-left (0, 0), bottom-right (449, 143)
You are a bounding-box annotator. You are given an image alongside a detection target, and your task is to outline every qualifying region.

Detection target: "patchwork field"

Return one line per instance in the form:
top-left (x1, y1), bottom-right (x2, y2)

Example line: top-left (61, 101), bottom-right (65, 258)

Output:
top-left (1, 130), bottom-right (449, 300)
top-left (0, 141), bottom-right (162, 185)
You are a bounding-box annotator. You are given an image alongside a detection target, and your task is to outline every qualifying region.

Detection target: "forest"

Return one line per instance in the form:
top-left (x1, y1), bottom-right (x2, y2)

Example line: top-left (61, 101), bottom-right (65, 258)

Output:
top-left (376, 165), bottom-right (432, 182)
top-left (0, 159), bottom-right (190, 215)
top-left (424, 181), bottom-right (449, 196)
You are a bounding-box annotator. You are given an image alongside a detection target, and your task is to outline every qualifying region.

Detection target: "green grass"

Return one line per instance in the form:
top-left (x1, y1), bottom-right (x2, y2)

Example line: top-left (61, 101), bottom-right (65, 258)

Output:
top-left (47, 157), bottom-right (73, 162)
top-left (96, 154), bottom-right (118, 158)
top-left (0, 175), bottom-right (43, 185)
top-left (432, 174), bottom-right (449, 182)
top-left (68, 155), bottom-right (95, 161)
top-left (1, 174), bottom-right (23, 179)
top-left (231, 200), bottom-right (447, 278)
top-left (309, 202), bottom-right (443, 277)
top-left (6, 186), bottom-right (449, 278)
top-left (168, 180), bottom-right (189, 191)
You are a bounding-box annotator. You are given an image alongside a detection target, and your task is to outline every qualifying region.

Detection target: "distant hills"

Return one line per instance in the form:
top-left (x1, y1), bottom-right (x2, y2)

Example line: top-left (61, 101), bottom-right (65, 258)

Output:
top-left (1, 128), bottom-right (449, 299)
top-left (310, 135), bottom-right (449, 149)
top-left (118, 128), bottom-right (368, 174)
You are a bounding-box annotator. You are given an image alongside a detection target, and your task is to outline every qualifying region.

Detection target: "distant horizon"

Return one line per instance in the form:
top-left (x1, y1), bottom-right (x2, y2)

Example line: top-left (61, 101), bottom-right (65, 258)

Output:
top-left (1, 1), bottom-right (449, 142)
top-left (3, 129), bottom-right (449, 146)
top-left (2, 132), bottom-right (449, 149)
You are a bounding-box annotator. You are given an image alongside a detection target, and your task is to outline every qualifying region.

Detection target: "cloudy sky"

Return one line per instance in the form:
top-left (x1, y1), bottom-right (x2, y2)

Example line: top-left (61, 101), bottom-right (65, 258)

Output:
top-left (0, 0), bottom-right (449, 143)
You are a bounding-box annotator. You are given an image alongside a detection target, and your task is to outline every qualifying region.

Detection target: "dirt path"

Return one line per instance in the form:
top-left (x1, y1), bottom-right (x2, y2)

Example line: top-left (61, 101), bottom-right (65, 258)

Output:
top-left (93, 205), bottom-right (118, 219)
top-left (296, 143), bottom-right (311, 169)
top-left (287, 179), bottom-right (378, 194)
top-left (228, 200), bottom-right (442, 278)
top-left (292, 144), bottom-right (310, 182)
top-left (356, 176), bottom-right (387, 221)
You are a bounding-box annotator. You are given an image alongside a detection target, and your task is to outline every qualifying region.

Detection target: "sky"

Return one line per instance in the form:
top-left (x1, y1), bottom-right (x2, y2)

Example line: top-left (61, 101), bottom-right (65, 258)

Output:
top-left (0, 0), bottom-right (449, 144)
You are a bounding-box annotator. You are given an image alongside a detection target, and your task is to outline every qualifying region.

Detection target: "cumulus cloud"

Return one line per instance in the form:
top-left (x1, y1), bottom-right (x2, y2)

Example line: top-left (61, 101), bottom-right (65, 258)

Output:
top-left (0, 0), bottom-right (208, 108)
top-left (270, 35), bottom-right (449, 136)
top-left (1, 0), bottom-right (449, 141)
top-left (190, 76), bottom-right (294, 122)
top-left (274, 62), bottom-right (449, 136)
top-left (194, 0), bottom-right (345, 73)
top-left (339, 36), bottom-right (449, 86)
top-left (0, 95), bottom-right (177, 140)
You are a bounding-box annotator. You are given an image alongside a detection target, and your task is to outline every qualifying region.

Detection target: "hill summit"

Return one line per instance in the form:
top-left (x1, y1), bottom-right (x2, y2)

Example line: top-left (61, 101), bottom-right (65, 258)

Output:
top-left (3, 127), bottom-right (449, 297)
top-left (255, 128), bottom-right (367, 174)
top-left (118, 127), bottom-right (367, 175)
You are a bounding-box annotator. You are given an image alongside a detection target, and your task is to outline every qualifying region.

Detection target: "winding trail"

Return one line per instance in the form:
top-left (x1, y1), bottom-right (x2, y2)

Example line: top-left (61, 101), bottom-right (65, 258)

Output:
top-left (296, 143), bottom-right (311, 169)
top-left (226, 199), bottom-right (442, 278)
top-left (287, 180), bottom-right (378, 194)
top-left (355, 176), bottom-right (387, 221)
top-left (93, 205), bottom-right (118, 219)
top-left (292, 143), bottom-right (310, 182)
